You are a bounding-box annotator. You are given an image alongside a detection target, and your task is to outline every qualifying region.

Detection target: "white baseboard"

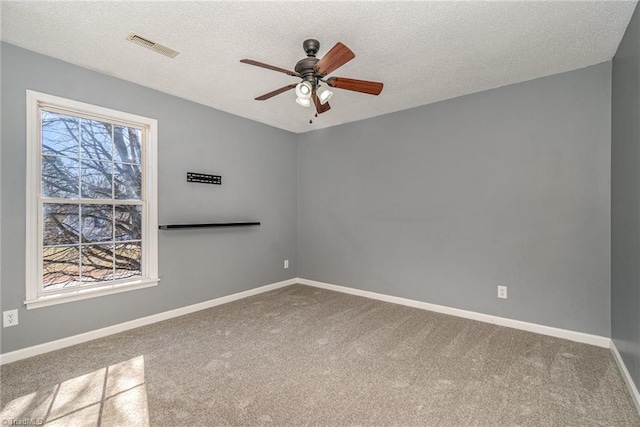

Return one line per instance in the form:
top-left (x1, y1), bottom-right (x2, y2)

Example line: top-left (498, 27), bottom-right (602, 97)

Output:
top-left (610, 341), bottom-right (640, 414)
top-left (0, 277), bottom-right (614, 366)
top-left (297, 278), bottom-right (611, 348)
top-left (0, 278), bottom-right (297, 365)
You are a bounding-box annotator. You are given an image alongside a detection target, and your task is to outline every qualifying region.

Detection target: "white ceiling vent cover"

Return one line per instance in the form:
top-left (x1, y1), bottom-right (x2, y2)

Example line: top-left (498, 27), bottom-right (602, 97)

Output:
top-left (126, 32), bottom-right (180, 58)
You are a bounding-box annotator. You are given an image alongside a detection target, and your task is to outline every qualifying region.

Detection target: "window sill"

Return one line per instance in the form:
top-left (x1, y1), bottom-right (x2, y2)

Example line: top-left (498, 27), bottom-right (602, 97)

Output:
top-left (25, 278), bottom-right (160, 310)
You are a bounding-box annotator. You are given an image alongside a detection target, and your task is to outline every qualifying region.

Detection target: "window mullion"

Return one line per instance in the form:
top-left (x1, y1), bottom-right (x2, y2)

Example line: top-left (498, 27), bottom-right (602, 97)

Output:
top-left (78, 204), bottom-right (83, 286)
top-left (112, 204), bottom-right (116, 278)
top-left (111, 125), bottom-right (116, 280)
top-left (40, 197), bottom-right (142, 205)
top-left (77, 116), bottom-right (82, 199)
top-left (77, 114), bottom-right (83, 287)
top-left (111, 124), bottom-right (115, 200)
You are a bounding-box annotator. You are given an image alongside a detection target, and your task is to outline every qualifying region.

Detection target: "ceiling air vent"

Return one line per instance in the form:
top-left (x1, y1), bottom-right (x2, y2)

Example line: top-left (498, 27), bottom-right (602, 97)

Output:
top-left (126, 33), bottom-right (180, 58)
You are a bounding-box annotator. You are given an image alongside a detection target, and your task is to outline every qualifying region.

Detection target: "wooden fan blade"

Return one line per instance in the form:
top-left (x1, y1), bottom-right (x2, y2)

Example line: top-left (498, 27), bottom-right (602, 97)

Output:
top-left (315, 42), bottom-right (355, 76)
top-left (240, 59), bottom-right (300, 77)
top-left (312, 93), bottom-right (331, 114)
top-left (255, 84), bottom-right (297, 101)
top-left (326, 77), bottom-right (383, 95)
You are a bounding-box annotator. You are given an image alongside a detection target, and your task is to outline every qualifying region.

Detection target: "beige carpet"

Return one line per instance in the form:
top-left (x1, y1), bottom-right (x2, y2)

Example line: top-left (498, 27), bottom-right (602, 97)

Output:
top-left (1, 284), bottom-right (639, 426)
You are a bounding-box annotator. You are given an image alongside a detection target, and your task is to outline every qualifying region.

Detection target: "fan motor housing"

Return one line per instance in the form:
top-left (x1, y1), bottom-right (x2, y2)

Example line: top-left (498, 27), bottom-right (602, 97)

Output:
top-left (295, 57), bottom-right (320, 83)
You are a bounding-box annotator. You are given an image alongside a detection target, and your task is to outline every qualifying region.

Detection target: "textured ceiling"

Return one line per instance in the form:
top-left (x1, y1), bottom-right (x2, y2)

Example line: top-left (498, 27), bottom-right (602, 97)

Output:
top-left (1, 1), bottom-right (637, 133)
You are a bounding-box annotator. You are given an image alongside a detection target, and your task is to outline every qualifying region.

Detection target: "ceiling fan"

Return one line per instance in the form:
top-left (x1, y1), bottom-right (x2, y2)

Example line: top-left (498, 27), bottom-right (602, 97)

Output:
top-left (240, 39), bottom-right (383, 115)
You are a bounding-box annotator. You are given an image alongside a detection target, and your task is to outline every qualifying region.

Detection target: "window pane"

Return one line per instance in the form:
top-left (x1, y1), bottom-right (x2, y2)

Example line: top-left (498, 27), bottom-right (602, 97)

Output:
top-left (115, 242), bottom-right (142, 279)
top-left (43, 204), bottom-right (79, 246)
top-left (81, 160), bottom-right (113, 198)
top-left (42, 111), bottom-right (79, 157)
top-left (43, 246), bottom-right (80, 290)
top-left (81, 204), bottom-right (113, 243)
top-left (115, 205), bottom-right (142, 241)
top-left (42, 155), bottom-right (80, 198)
top-left (81, 244), bottom-right (115, 283)
top-left (114, 163), bottom-right (141, 200)
top-left (80, 118), bottom-right (112, 161)
top-left (113, 126), bottom-right (142, 164)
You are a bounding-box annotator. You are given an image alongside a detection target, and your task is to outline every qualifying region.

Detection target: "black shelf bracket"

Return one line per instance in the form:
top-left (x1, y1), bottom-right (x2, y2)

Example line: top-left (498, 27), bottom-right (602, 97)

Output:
top-left (159, 222), bottom-right (260, 230)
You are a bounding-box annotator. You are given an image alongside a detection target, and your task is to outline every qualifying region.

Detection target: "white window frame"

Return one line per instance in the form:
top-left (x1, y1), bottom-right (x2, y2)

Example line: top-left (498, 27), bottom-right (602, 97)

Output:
top-left (25, 90), bottom-right (159, 309)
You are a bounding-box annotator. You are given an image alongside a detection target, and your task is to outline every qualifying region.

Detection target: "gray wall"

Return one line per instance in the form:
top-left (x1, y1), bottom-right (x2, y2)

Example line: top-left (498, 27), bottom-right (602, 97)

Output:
top-left (0, 43), bottom-right (298, 353)
top-left (612, 3), bottom-right (640, 393)
top-left (0, 40), bottom-right (619, 354)
top-left (298, 63), bottom-right (612, 336)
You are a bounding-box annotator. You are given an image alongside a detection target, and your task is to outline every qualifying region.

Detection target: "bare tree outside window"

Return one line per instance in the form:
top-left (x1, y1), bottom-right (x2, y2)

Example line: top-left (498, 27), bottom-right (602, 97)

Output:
top-left (41, 111), bottom-right (143, 290)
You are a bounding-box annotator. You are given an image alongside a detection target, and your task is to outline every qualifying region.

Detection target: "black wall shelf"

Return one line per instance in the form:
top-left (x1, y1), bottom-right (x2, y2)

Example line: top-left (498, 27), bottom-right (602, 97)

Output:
top-left (159, 222), bottom-right (260, 230)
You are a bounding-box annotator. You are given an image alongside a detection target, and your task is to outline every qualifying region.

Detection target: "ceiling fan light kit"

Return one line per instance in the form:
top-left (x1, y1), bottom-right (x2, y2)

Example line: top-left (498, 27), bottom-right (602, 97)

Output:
top-left (316, 86), bottom-right (333, 105)
top-left (296, 97), bottom-right (311, 108)
top-left (295, 81), bottom-right (313, 99)
top-left (240, 39), bottom-right (383, 116)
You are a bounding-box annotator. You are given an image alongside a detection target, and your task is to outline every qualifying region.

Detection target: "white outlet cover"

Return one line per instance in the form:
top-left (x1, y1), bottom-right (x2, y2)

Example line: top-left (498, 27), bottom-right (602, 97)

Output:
top-left (284, 260), bottom-right (289, 269)
top-left (498, 286), bottom-right (508, 299)
top-left (3, 309), bottom-right (18, 327)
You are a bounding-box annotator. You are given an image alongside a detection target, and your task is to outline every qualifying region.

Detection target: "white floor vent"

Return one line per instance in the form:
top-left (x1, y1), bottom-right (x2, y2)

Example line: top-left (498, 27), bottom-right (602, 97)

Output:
top-left (126, 33), bottom-right (180, 58)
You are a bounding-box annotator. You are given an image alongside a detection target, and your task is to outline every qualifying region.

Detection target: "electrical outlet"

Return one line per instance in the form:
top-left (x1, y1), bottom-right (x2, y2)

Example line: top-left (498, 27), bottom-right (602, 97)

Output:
top-left (284, 259), bottom-right (289, 269)
top-left (3, 309), bottom-right (18, 327)
top-left (498, 285), bottom-right (507, 299)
